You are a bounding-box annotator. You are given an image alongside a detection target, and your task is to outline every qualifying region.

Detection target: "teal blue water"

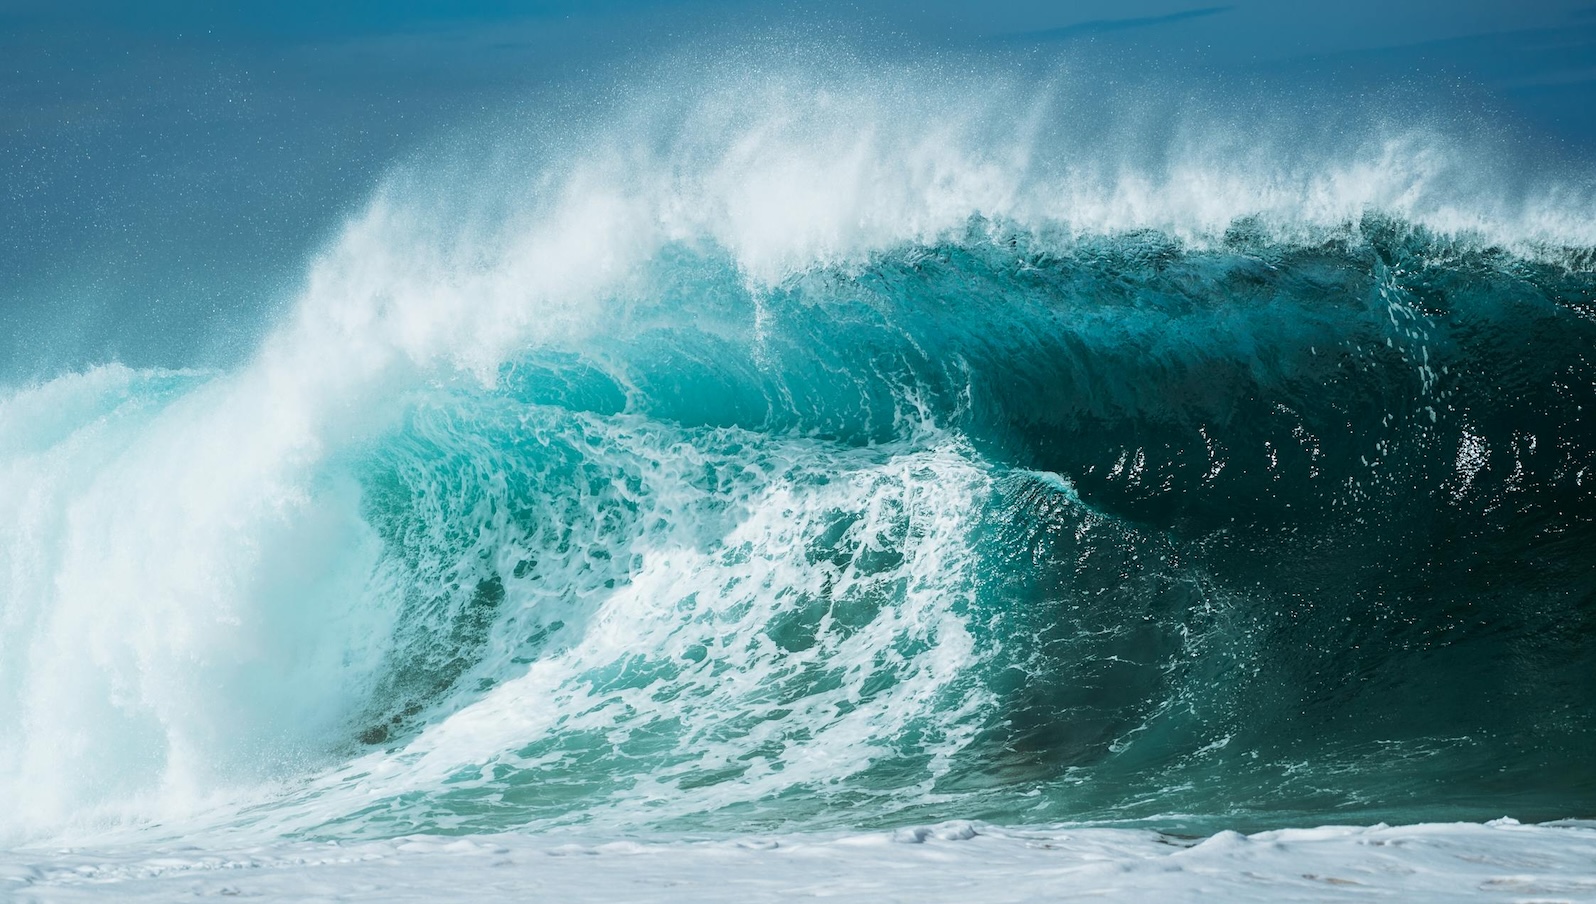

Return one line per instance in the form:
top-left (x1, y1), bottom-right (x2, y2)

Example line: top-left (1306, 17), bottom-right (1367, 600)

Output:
top-left (65, 223), bottom-right (1546, 840)
top-left (340, 226), bottom-right (1596, 834)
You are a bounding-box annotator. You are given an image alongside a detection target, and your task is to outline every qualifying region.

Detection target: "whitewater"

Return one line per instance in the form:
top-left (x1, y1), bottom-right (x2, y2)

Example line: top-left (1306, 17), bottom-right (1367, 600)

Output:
top-left (3, 50), bottom-right (1596, 900)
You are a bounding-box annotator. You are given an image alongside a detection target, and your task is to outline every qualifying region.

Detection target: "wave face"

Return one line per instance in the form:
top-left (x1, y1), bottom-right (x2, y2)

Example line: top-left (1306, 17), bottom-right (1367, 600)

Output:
top-left (2, 61), bottom-right (1595, 842)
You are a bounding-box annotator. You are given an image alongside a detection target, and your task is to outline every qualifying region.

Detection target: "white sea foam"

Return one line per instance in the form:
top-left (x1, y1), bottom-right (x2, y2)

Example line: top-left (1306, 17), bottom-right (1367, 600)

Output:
top-left (6, 820), bottom-right (1596, 903)
top-left (248, 424), bottom-right (999, 837)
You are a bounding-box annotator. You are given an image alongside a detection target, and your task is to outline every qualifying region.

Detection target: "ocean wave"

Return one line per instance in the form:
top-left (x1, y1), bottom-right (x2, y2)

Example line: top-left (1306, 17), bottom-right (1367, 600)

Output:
top-left (1, 58), bottom-right (1594, 844)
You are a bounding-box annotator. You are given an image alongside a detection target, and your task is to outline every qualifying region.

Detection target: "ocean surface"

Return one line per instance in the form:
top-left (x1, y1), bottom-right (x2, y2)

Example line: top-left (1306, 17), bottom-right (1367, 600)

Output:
top-left (4, 20), bottom-right (1596, 900)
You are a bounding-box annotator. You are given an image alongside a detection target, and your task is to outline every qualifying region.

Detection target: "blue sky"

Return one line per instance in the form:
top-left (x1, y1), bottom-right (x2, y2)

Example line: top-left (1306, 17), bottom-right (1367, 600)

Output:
top-left (3, 1), bottom-right (1594, 379)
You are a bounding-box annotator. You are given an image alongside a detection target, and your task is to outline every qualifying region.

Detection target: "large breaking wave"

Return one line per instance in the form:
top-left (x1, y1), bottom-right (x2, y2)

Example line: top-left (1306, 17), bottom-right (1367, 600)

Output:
top-left (2, 54), bottom-right (1594, 844)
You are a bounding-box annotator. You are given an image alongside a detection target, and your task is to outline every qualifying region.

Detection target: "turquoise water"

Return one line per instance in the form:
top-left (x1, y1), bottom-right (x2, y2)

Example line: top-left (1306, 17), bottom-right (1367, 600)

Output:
top-left (2, 61), bottom-right (1594, 845)
top-left (295, 227), bottom-right (1596, 836)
